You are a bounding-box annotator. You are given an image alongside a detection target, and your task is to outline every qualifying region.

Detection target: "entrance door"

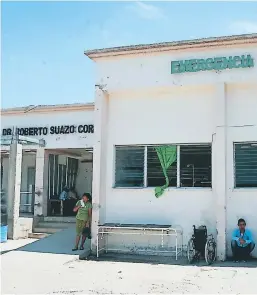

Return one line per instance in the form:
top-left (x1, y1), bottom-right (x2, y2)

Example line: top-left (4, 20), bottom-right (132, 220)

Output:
top-left (20, 167), bottom-right (35, 214)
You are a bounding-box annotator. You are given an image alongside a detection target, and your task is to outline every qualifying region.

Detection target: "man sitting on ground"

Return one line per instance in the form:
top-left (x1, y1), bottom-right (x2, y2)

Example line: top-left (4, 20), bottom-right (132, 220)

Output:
top-left (231, 218), bottom-right (255, 262)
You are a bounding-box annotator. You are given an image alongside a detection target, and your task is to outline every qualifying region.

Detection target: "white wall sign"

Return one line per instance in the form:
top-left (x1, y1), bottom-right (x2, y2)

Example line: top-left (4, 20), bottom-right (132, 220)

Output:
top-left (2, 124), bottom-right (94, 136)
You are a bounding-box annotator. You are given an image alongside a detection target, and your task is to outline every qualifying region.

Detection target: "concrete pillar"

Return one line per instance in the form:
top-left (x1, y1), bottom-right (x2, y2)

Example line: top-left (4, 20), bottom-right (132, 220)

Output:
top-left (7, 142), bottom-right (22, 239)
top-left (213, 82), bottom-right (227, 261)
top-left (42, 151), bottom-right (49, 216)
top-left (91, 85), bottom-right (108, 255)
top-left (34, 147), bottom-right (45, 216)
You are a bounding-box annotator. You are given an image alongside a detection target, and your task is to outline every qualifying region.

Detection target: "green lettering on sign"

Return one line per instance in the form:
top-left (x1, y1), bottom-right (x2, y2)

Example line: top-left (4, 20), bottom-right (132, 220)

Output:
top-left (171, 54), bottom-right (254, 74)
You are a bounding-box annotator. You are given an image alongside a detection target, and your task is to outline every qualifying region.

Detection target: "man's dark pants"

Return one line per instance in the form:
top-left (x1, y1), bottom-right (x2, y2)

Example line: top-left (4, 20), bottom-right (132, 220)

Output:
top-left (231, 240), bottom-right (255, 260)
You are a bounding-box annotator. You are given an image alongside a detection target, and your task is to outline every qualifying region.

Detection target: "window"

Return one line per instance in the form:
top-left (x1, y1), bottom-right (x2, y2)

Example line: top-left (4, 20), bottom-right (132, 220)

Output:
top-left (115, 146), bottom-right (145, 187)
top-left (114, 144), bottom-right (212, 188)
top-left (147, 146), bottom-right (177, 187)
top-left (235, 143), bottom-right (257, 188)
top-left (180, 145), bottom-right (212, 188)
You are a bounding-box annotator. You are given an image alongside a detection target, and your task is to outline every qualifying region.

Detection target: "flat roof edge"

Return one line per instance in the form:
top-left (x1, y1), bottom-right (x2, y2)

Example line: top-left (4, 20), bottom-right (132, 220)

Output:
top-left (84, 33), bottom-right (257, 59)
top-left (1, 103), bottom-right (95, 115)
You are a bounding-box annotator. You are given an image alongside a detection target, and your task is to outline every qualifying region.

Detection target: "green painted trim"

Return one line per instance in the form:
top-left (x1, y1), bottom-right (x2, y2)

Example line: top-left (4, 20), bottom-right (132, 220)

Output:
top-left (171, 54), bottom-right (254, 74)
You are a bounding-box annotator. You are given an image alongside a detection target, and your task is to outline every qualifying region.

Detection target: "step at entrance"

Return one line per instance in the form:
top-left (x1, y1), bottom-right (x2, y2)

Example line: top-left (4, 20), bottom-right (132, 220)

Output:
top-left (33, 217), bottom-right (76, 237)
top-left (28, 232), bottom-right (50, 239)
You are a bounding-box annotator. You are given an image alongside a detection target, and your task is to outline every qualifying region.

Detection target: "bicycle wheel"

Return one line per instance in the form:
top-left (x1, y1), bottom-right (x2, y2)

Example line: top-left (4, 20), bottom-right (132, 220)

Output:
top-left (205, 238), bottom-right (216, 265)
top-left (187, 238), bottom-right (195, 264)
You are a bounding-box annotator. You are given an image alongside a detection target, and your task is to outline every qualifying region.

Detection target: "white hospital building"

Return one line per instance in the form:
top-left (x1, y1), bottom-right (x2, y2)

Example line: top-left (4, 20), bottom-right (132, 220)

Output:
top-left (1, 33), bottom-right (257, 260)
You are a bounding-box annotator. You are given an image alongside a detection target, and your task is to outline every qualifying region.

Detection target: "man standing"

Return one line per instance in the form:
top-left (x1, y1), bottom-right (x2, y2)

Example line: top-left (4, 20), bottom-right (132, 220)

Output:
top-left (231, 218), bottom-right (255, 262)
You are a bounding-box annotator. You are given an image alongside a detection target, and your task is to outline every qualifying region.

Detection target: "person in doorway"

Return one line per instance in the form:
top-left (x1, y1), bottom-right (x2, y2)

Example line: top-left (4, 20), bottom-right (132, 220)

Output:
top-left (72, 193), bottom-right (92, 251)
top-left (67, 187), bottom-right (78, 200)
top-left (231, 218), bottom-right (255, 262)
top-left (59, 187), bottom-right (69, 201)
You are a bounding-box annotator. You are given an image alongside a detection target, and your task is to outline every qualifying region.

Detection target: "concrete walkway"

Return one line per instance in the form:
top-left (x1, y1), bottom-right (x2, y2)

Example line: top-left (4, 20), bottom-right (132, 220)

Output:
top-left (0, 225), bottom-right (90, 256)
top-left (2, 233), bottom-right (257, 294)
top-left (17, 226), bottom-right (90, 255)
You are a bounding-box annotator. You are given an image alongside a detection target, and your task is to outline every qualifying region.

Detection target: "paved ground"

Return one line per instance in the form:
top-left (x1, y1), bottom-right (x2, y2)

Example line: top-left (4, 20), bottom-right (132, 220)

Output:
top-left (1, 236), bottom-right (257, 294)
top-left (0, 238), bottom-right (37, 254)
top-left (0, 225), bottom-right (90, 256)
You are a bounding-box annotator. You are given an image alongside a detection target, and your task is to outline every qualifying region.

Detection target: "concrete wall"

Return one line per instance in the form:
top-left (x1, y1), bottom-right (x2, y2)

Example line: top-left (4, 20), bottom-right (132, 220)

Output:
top-left (105, 85), bottom-right (216, 248)
top-left (1, 109), bottom-right (94, 149)
top-left (93, 42), bottom-right (257, 257)
top-left (16, 217), bottom-right (34, 239)
top-left (76, 161), bottom-right (93, 197)
top-left (95, 44), bottom-right (257, 92)
top-left (226, 83), bottom-right (257, 256)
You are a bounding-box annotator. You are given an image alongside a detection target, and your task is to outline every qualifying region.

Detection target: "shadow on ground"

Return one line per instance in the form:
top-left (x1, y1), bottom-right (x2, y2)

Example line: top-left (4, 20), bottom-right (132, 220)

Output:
top-left (86, 252), bottom-right (257, 268)
top-left (2, 230), bottom-right (257, 269)
top-left (1, 226), bottom-right (90, 257)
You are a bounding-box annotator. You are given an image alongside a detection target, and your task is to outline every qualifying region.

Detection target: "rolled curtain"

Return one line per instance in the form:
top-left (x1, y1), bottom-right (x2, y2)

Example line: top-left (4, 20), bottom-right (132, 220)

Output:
top-left (154, 145), bottom-right (177, 198)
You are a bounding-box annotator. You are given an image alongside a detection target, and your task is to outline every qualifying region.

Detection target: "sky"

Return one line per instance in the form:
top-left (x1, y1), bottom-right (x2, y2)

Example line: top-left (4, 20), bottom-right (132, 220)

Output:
top-left (2, 1), bottom-right (257, 108)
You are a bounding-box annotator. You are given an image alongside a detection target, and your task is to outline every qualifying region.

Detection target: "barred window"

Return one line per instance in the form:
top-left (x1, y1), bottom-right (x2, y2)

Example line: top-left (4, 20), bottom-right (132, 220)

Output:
top-left (180, 145), bottom-right (212, 188)
top-left (114, 144), bottom-right (212, 188)
top-left (147, 146), bottom-right (177, 187)
top-left (235, 143), bottom-right (257, 188)
top-left (115, 146), bottom-right (145, 187)
top-left (48, 155), bottom-right (78, 198)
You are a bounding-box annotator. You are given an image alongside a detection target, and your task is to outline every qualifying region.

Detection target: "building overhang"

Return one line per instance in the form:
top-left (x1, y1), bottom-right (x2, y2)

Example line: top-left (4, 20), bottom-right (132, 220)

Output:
top-left (84, 33), bottom-right (257, 60)
top-left (1, 103), bottom-right (95, 116)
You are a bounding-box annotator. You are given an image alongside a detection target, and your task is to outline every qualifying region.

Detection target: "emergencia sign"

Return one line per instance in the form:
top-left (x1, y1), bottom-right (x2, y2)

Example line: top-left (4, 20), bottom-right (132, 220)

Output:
top-left (171, 54), bottom-right (254, 74)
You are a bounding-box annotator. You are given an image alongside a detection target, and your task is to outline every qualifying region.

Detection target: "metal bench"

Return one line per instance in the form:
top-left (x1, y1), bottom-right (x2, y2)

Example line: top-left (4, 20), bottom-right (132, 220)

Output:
top-left (97, 223), bottom-right (183, 260)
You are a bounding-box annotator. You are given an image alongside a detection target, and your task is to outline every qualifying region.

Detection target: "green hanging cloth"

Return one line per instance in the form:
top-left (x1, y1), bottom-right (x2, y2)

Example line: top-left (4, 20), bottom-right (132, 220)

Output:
top-left (154, 145), bottom-right (177, 198)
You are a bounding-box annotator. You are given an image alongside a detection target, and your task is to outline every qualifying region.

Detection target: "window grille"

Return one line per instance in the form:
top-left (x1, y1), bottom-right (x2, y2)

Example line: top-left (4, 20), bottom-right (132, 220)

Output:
top-left (115, 146), bottom-right (145, 187)
top-left (235, 143), bottom-right (257, 188)
top-left (147, 146), bottom-right (177, 187)
top-left (114, 144), bottom-right (212, 188)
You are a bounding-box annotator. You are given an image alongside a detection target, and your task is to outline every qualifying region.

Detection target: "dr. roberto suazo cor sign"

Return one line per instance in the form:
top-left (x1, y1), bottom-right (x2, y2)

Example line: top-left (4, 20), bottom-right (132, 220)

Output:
top-left (2, 124), bottom-right (94, 136)
top-left (171, 54), bottom-right (254, 74)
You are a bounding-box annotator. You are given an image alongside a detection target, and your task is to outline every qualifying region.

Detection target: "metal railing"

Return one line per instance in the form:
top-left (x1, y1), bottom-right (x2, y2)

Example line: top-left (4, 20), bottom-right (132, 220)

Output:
top-left (19, 185), bottom-right (35, 214)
